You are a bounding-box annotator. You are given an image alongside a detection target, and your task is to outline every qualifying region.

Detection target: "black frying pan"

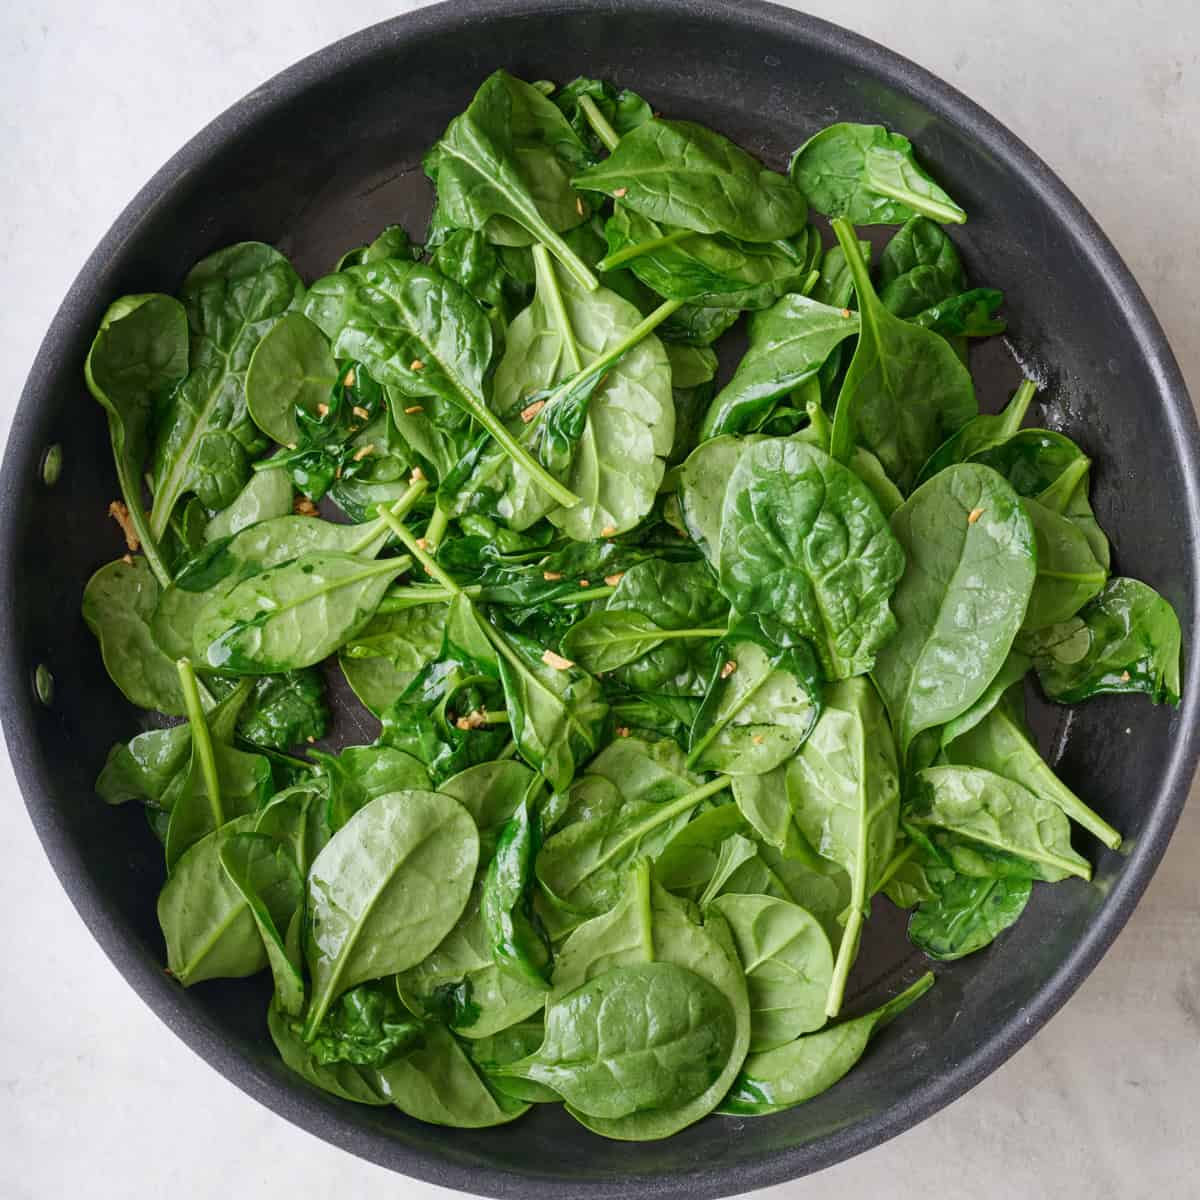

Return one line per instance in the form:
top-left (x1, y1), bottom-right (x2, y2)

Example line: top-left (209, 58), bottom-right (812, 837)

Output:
top-left (4, 2), bottom-right (1198, 1196)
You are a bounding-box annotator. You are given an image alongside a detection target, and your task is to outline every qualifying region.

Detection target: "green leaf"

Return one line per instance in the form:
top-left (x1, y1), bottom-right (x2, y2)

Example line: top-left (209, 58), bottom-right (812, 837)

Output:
top-left (268, 1000), bottom-right (391, 1106)
top-left (715, 439), bottom-right (905, 679)
top-left (574, 118), bottom-right (808, 242)
top-left (688, 620), bottom-right (822, 775)
top-left (440, 759), bottom-right (539, 864)
top-left (310, 745), bottom-right (432, 833)
top-left (96, 723), bottom-right (192, 807)
top-left (719, 972), bottom-right (934, 1115)
top-left (339, 602), bottom-right (447, 716)
top-left (1021, 497), bottom-right (1108, 632)
top-left (235, 668), bottom-right (328, 750)
top-left (85, 292), bottom-right (190, 583)
top-left (698, 296), bottom-right (860, 439)
top-left (302, 789), bottom-right (479, 1037)
top-left (1020, 577), bottom-right (1182, 706)
top-left (193, 553), bottom-right (408, 674)
top-left (83, 556), bottom-right (187, 714)
top-left (872, 463), bottom-right (1036, 754)
top-left (497, 962), bottom-right (735, 1117)
top-left (911, 765), bottom-right (1091, 882)
top-left (245, 312), bottom-right (340, 445)
top-left (203, 468), bottom-right (293, 542)
top-left (150, 242), bottom-right (303, 538)
top-left (551, 76), bottom-right (653, 157)
top-left (790, 123), bottom-right (965, 225)
top-left (787, 678), bottom-right (899, 1016)
top-left (908, 875), bottom-right (1032, 960)
top-left (829, 219), bottom-right (976, 492)
top-left (710, 894), bottom-right (833, 1051)
top-left (302, 979), bottom-right (423, 1067)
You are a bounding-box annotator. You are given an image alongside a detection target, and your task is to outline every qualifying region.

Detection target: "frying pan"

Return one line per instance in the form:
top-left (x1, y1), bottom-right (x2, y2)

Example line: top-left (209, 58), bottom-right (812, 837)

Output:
top-left (4, 2), bottom-right (1198, 1196)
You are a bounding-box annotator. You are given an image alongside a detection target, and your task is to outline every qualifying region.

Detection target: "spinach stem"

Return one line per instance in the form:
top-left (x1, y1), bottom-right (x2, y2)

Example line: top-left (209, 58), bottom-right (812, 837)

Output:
top-left (551, 585), bottom-right (616, 606)
top-left (632, 857), bottom-right (655, 961)
top-left (346, 475), bottom-right (429, 556)
top-left (377, 584), bottom-right (482, 612)
top-left (469, 394), bottom-right (582, 509)
top-left (533, 244), bottom-right (582, 373)
top-left (423, 506), bottom-right (449, 553)
top-left (596, 229), bottom-right (691, 273)
top-left (874, 972), bottom-right (936, 1028)
top-left (578, 94), bottom-right (621, 153)
top-left (375, 508), bottom-right (461, 594)
top-left (112, 446), bottom-right (169, 586)
top-left (177, 658), bottom-right (223, 830)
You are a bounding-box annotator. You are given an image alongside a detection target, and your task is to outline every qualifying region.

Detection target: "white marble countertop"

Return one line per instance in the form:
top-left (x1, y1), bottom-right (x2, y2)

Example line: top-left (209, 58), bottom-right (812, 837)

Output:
top-left (1, 2), bottom-right (1197, 1197)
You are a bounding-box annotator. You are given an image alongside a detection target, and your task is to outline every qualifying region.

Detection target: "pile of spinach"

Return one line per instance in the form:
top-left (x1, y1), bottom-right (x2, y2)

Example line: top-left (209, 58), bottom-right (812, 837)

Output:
top-left (81, 70), bottom-right (1183, 1138)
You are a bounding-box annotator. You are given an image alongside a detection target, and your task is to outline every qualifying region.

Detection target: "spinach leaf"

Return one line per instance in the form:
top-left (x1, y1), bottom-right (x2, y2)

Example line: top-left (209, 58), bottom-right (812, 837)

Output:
top-left (719, 972), bottom-right (934, 1115)
top-left (337, 224), bottom-right (420, 270)
top-left (573, 119), bottom-right (808, 242)
top-left (425, 70), bottom-right (598, 290)
top-left (790, 123), bottom-right (966, 225)
top-left (203, 468), bottom-right (293, 542)
top-left (877, 216), bottom-right (965, 294)
top-left (912, 289), bottom-right (1005, 339)
top-left (911, 765), bottom-right (1091, 882)
top-left (310, 745), bottom-right (432, 833)
top-left (828, 219), bottom-right (976, 492)
top-left (245, 312), bottom-right (339, 446)
top-left (218, 831), bottom-right (306, 1015)
top-left (303, 258), bottom-right (579, 508)
top-left (1020, 577), bottom-right (1182, 705)
top-left (83, 556), bottom-right (188, 715)
top-left (561, 609), bottom-right (725, 675)
top-left (339, 602), bottom-right (447, 716)
top-left (688, 620), bottom-right (822, 775)
top-left (698, 297), bottom-right (860, 439)
top-left (710, 894), bottom-right (833, 1052)
top-left (235, 668), bottom-right (328, 750)
top-left (716, 439), bottom-right (905, 678)
top-left (788, 678), bottom-right (900, 1016)
top-left (601, 205), bottom-right (816, 310)
top-left (85, 292), bottom-right (190, 583)
top-left (97, 722), bottom-right (193, 808)
top-left (908, 875), bottom-right (1032, 960)
top-left (481, 796), bottom-right (553, 988)
top-left (397, 884), bottom-right (548, 1039)
top-left (301, 979), bottom-right (423, 1067)
top-left (302, 788), bottom-right (479, 1037)
top-left (150, 242), bottom-right (303, 538)
top-left (549, 862), bottom-right (751, 1139)
top-left (496, 962), bottom-right (736, 1117)
top-left (268, 1000), bottom-right (391, 1106)
top-left (156, 813), bottom-right (268, 985)
top-left (551, 76), bottom-right (653, 158)
top-left (255, 781), bottom-right (331, 880)
top-left (193, 552), bottom-right (409, 674)
top-left (440, 760), bottom-right (539, 862)
top-left (872, 464), bottom-right (1036, 754)
top-left (1021, 496), bottom-right (1108, 631)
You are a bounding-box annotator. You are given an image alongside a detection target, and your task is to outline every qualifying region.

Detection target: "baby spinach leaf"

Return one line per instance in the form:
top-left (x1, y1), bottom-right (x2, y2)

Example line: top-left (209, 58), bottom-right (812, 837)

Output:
top-left (150, 242), bottom-right (303, 538)
top-left (550, 862), bottom-right (751, 1139)
top-left (877, 216), bottom-right (965, 293)
top-left (872, 464), bottom-right (1036, 754)
top-left (601, 205), bottom-right (816, 310)
top-left (245, 312), bottom-right (340, 446)
top-left (912, 289), bottom-right (1005, 339)
top-left (97, 722), bottom-right (193, 807)
top-left (710, 894), bottom-right (833, 1051)
top-left (911, 765), bottom-right (1091, 882)
top-left (375, 1022), bottom-right (530, 1127)
top-left (574, 118), bottom-right (807, 242)
top-left (788, 678), bottom-right (900, 1016)
top-left (193, 552), bottom-right (409, 674)
top-left (85, 292), bottom-right (190, 583)
top-left (302, 979), bottom-right (423, 1067)
top-left (255, 782), bottom-right (332, 881)
top-left (908, 874), bottom-right (1032, 961)
top-left (425, 69), bottom-right (598, 290)
top-left (1020, 577), bottom-right (1182, 706)
top-left (1022, 497), bottom-right (1108, 632)
top-left (936, 649), bottom-right (1032, 751)
top-left (698, 296), bottom-right (860, 439)
top-left (719, 972), bottom-right (934, 1115)
top-left (156, 813), bottom-right (268, 985)
top-left (467, 1020), bottom-right (559, 1104)
top-left (481, 796), bottom-right (553, 988)
top-left (497, 962), bottom-right (736, 1117)
top-left (659, 302), bottom-right (740, 346)
top-left (235, 668), bottom-right (328, 750)
top-left (339, 602), bottom-right (447, 716)
top-left (828, 219), bottom-right (976, 492)
top-left (485, 616), bottom-right (608, 794)
top-left (218, 831), bottom-right (306, 1016)
top-left (561, 610), bottom-right (725, 675)
top-left (678, 435), bottom-right (759, 565)
top-left (310, 745), bottom-right (432, 833)
top-left (303, 258), bottom-right (578, 508)
top-left (440, 759), bottom-right (538, 863)
top-left (397, 884), bottom-right (548, 1039)
top-left (302, 788), bottom-right (479, 1038)
top-left (203, 468), bottom-right (293, 542)
top-left (551, 76), bottom-right (653, 157)
top-left (83, 556), bottom-right (188, 715)
top-left (688, 620), bottom-right (822, 775)
top-left (790, 123), bottom-right (966, 225)
top-left (716, 439), bottom-right (905, 679)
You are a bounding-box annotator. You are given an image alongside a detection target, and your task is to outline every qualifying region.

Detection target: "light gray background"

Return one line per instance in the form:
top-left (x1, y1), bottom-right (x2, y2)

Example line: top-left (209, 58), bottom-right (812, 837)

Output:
top-left (2, 2), bottom-right (1197, 1197)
